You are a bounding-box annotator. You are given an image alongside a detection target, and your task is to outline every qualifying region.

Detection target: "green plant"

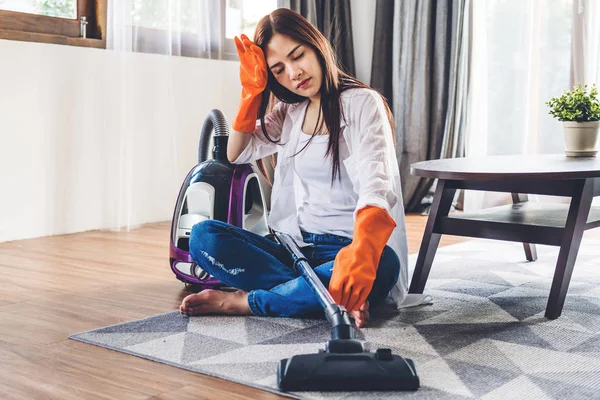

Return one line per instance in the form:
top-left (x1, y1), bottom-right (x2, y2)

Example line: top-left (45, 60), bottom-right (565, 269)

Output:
top-left (546, 84), bottom-right (600, 122)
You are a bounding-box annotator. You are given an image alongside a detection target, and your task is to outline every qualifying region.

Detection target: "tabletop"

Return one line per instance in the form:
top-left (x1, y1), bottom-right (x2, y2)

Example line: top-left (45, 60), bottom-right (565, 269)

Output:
top-left (410, 154), bottom-right (600, 181)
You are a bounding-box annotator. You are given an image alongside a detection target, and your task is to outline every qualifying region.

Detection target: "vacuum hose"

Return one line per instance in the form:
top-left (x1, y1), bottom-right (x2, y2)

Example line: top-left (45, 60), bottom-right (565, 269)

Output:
top-left (198, 109), bottom-right (230, 163)
top-left (273, 231), bottom-right (356, 341)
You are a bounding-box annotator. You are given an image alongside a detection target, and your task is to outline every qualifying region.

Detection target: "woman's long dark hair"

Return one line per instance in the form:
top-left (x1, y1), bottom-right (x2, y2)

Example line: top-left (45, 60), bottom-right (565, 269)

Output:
top-left (253, 8), bottom-right (394, 184)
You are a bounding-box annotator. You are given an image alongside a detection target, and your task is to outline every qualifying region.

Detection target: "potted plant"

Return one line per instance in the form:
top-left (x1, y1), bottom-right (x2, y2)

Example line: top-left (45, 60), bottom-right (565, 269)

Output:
top-left (546, 83), bottom-right (600, 157)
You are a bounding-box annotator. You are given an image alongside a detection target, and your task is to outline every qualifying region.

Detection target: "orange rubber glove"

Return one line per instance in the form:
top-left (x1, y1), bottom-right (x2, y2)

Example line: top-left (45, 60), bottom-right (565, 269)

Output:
top-left (232, 33), bottom-right (268, 133)
top-left (329, 206), bottom-right (397, 311)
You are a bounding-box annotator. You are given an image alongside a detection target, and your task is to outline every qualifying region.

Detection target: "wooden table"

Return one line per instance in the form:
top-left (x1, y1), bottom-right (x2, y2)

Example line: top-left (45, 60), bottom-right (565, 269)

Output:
top-left (409, 154), bottom-right (600, 319)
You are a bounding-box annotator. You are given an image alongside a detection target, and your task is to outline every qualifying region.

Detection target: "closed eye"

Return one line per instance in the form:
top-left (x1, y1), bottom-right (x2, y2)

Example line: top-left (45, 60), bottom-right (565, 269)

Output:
top-left (271, 44), bottom-right (304, 75)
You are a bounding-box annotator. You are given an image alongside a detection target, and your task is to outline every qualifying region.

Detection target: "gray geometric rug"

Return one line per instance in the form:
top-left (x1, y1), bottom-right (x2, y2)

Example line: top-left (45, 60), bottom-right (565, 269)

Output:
top-left (70, 238), bottom-right (600, 399)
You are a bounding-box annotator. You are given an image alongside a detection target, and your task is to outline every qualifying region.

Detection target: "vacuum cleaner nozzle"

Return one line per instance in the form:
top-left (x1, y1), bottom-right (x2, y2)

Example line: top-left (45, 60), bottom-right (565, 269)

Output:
top-left (277, 345), bottom-right (420, 391)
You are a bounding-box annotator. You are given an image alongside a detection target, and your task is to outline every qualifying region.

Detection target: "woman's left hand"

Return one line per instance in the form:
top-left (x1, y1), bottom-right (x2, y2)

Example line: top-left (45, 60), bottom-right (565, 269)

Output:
top-left (329, 206), bottom-right (396, 311)
top-left (330, 246), bottom-right (377, 312)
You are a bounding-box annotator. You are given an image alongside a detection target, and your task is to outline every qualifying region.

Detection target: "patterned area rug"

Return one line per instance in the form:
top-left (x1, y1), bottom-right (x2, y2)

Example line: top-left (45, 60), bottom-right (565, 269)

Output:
top-left (70, 238), bottom-right (600, 399)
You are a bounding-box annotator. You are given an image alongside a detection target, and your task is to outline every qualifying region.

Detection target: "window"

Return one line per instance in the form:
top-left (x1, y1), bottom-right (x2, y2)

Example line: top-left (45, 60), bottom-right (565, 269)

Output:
top-left (0, 0), bottom-right (107, 48)
top-left (123, 0), bottom-right (277, 60)
top-left (1, 0), bottom-right (77, 18)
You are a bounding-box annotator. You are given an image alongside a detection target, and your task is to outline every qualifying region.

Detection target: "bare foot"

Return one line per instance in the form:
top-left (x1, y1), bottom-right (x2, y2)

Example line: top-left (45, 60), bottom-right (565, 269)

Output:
top-left (349, 301), bottom-right (370, 328)
top-left (179, 289), bottom-right (252, 316)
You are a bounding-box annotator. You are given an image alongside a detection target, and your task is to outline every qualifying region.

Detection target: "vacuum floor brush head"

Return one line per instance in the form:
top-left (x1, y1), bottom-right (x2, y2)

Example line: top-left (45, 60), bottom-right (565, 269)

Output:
top-left (277, 347), bottom-right (420, 392)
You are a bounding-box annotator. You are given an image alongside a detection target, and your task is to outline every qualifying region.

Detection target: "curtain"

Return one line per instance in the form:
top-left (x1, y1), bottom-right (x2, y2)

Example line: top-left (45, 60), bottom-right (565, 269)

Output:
top-left (108, 1), bottom-right (278, 59)
top-left (370, 0), bottom-right (395, 105)
top-left (574, 0), bottom-right (600, 208)
top-left (107, 0), bottom-right (221, 58)
top-left (277, 0), bottom-right (318, 25)
top-left (571, 0), bottom-right (600, 87)
top-left (278, 0), bottom-right (356, 76)
top-left (464, 0), bottom-right (574, 211)
top-left (371, 0), bottom-right (470, 212)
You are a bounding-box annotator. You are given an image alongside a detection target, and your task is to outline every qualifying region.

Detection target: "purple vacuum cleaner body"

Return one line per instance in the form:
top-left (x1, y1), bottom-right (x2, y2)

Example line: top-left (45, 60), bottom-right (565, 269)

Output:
top-left (169, 109), bottom-right (269, 289)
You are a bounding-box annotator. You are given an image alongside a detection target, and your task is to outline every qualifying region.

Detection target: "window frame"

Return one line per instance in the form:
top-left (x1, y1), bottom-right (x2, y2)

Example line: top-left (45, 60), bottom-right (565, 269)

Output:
top-left (0, 0), bottom-right (108, 49)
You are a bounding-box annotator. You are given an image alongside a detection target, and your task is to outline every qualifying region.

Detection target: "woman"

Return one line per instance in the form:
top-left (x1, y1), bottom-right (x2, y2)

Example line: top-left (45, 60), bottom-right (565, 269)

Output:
top-left (179, 8), bottom-right (429, 328)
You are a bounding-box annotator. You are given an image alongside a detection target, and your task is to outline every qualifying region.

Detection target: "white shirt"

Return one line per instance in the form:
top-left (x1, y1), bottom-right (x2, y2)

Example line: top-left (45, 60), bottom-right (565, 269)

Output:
top-left (294, 129), bottom-right (357, 238)
top-left (233, 88), bottom-right (431, 309)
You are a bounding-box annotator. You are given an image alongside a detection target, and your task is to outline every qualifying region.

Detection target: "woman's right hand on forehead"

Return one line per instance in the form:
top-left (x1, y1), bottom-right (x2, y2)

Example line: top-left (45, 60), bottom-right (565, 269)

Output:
top-left (232, 34), bottom-right (268, 133)
top-left (234, 34), bottom-right (268, 95)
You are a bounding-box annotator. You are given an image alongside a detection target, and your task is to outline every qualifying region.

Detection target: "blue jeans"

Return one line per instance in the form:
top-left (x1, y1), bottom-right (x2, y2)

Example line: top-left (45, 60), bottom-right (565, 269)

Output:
top-left (189, 220), bottom-right (400, 317)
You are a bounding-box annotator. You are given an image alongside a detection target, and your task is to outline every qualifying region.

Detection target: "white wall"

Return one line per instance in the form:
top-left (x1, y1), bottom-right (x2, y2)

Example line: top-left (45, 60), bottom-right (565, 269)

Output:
top-left (0, 39), bottom-right (240, 242)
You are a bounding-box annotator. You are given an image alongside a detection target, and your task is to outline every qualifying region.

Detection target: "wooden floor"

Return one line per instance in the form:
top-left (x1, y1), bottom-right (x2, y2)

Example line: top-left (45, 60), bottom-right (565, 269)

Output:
top-left (0, 214), bottom-right (464, 400)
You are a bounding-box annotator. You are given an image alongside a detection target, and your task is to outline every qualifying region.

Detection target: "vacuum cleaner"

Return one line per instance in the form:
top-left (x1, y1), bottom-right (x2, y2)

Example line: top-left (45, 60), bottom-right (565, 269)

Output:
top-left (169, 109), bottom-right (269, 289)
top-left (274, 230), bottom-right (420, 392)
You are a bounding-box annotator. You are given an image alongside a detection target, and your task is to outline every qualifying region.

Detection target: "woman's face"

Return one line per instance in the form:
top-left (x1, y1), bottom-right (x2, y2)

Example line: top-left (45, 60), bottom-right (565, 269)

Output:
top-left (264, 33), bottom-right (323, 102)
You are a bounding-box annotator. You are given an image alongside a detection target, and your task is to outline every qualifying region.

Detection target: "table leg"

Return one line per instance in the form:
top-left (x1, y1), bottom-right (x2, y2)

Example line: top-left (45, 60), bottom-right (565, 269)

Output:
top-left (409, 180), bottom-right (457, 294)
top-left (511, 193), bottom-right (538, 261)
top-left (545, 179), bottom-right (594, 319)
